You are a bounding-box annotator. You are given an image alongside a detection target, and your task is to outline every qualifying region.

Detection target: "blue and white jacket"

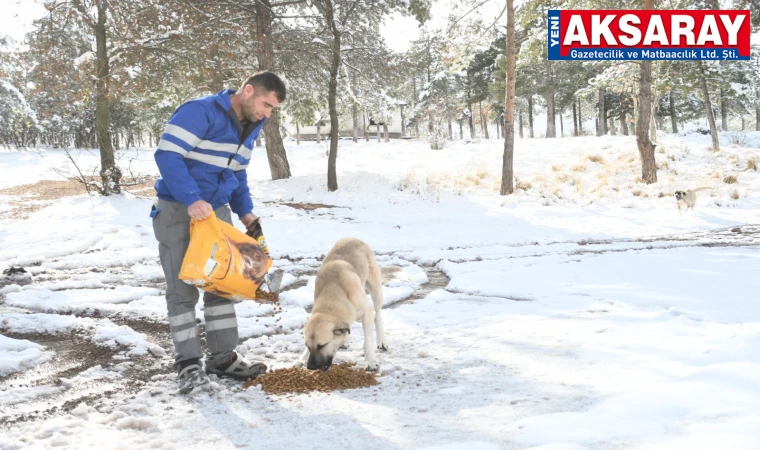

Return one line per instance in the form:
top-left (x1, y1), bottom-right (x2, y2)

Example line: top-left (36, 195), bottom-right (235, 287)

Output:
top-left (153, 90), bottom-right (265, 217)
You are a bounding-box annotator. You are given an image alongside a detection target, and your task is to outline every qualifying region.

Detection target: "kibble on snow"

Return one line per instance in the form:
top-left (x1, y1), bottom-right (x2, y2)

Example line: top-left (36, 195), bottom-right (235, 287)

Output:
top-left (246, 363), bottom-right (378, 395)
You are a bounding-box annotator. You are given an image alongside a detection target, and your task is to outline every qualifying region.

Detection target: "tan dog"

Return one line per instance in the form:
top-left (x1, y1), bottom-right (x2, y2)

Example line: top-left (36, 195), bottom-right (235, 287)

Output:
top-left (297, 238), bottom-right (387, 371)
top-left (675, 187), bottom-right (711, 212)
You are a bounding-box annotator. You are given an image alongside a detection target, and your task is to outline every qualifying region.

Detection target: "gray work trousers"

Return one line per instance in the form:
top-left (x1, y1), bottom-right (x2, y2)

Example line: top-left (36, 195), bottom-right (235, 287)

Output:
top-left (152, 198), bottom-right (238, 370)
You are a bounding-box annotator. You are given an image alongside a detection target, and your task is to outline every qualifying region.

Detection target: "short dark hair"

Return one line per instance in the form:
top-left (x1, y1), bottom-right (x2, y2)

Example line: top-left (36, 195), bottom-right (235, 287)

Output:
top-left (240, 71), bottom-right (287, 102)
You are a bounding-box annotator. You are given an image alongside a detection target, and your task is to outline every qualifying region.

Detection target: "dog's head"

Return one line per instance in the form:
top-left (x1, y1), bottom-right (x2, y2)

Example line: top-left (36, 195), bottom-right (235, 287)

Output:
top-left (674, 190), bottom-right (686, 200)
top-left (303, 313), bottom-right (350, 371)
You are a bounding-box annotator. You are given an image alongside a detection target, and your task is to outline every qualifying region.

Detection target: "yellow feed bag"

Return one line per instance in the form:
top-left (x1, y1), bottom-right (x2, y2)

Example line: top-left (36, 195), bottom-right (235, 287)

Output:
top-left (178, 212), bottom-right (272, 301)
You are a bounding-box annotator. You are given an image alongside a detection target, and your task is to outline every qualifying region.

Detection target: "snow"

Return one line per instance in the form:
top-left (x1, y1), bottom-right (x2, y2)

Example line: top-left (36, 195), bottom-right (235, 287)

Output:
top-left (5, 285), bottom-right (162, 314)
top-left (0, 132), bottom-right (759, 449)
top-left (0, 312), bottom-right (97, 334)
top-left (0, 335), bottom-right (53, 377)
top-left (91, 319), bottom-right (165, 357)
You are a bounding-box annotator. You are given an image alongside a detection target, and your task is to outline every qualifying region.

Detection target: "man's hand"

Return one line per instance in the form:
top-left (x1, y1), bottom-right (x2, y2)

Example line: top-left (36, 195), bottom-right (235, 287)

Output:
top-left (240, 213), bottom-right (259, 229)
top-left (188, 200), bottom-right (213, 220)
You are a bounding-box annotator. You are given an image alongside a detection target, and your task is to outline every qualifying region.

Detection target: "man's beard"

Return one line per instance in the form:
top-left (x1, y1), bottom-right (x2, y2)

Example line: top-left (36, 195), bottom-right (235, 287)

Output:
top-left (243, 105), bottom-right (260, 122)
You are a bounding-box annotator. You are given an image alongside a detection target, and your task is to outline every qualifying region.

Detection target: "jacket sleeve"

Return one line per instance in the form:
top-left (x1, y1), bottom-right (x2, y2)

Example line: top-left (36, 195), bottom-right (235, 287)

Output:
top-left (154, 102), bottom-right (211, 207)
top-left (229, 169), bottom-right (254, 217)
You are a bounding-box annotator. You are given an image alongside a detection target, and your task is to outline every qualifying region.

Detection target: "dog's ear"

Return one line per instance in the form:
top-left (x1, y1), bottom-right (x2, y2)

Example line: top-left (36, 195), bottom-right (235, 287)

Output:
top-left (333, 322), bottom-right (350, 336)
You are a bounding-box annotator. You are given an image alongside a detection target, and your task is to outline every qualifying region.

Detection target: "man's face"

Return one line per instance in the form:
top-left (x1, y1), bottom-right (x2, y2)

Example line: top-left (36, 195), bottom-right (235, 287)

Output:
top-left (241, 85), bottom-right (280, 122)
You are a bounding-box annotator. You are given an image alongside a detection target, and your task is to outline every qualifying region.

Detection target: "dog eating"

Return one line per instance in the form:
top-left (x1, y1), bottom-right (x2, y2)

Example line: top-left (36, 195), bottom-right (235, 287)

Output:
top-left (297, 238), bottom-right (387, 372)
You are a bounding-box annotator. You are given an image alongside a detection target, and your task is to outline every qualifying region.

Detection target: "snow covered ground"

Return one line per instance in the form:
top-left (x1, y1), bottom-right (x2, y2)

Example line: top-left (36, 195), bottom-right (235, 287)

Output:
top-left (1, 132), bottom-right (759, 449)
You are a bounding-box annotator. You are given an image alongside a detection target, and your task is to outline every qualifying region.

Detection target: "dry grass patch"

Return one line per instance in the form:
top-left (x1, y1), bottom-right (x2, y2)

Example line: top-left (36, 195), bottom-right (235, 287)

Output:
top-left (0, 179), bottom-right (88, 199)
top-left (570, 164), bottom-right (587, 172)
top-left (556, 173), bottom-right (569, 183)
top-left (730, 189), bottom-right (740, 200)
top-left (0, 177), bottom-right (154, 219)
top-left (515, 179), bottom-right (532, 191)
top-left (586, 154), bottom-right (606, 164)
top-left (723, 175), bottom-right (738, 184)
top-left (398, 170), bottom-right (419, 191)
top-left (454, 167), bottom-right (490, 191)
top-left (551, 164), bottom-right (563, 172)
top-left (748, 159), bottom-right (757, 171)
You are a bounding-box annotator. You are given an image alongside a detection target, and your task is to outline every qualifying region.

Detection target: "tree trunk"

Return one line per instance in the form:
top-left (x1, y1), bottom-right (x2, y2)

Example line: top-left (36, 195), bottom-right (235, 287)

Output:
top-left (467, 72), bottom-right (475, 138)
top-left (669, 92), bottom-right (678, 133)
top-left (620, 111), bottom-right (628, 135)
top-left (316, 124), bottom-right (321, 143)
top-left (400, 105), bottom-right (406, 138)
top-left (636, 30), bottom-right (657, 184)
top-left (756, 106), bottom-right (760, 131)
top-left (412, 79), bottom-right (419, 138)
top-left (352, 103), bottom-right (359, 143)
top-left (560, 112), bottom-right (564, 137)
top-left (296, 123), bottom-right (300, 145)
top-left (572, 101), bottom-right (578, 136)
top-left (376, 125), bottom-right (381, 142)
top-left (326, 0), bottom-right (340, 192)
top-left (209, 44), bottom-right (224, 92)
top-left (262, 110), bottom-right (290, 179)
top-left (527, 96), bottom-right (534, 138)
top-left (720, 89), bottom-right (728, 131)
top-left (698, 62), bottom-right (721, 152)
top-left (501, 0), bottom-right (516, 195)
top-left (459, 120), bottom-right (463, 140)
top-left (609, 117), bottom-right (615, 135)
top-left (93, 2), bottom-right (119, 195)
top-left (518, 109), bottom-right (523, 138)
top-left (364, 112), bottom-right (369, 141)
top-left (597, 87), bottom-right (606, 136)
top-left (578, 98), bottom-right (582, 135)
top-left (383, 123), bottom-right (389, 143)
top-left (545, 60), bottom-right (556, 138)
top-left (481, 102), bottom-right (489, 139)
top-left (255, 0), bottom-right (291, 180)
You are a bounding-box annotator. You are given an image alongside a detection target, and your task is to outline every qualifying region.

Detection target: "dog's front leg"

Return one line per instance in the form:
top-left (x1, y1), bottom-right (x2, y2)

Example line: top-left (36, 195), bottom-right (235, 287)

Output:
top-left (361, 309), bottom-right (378, 371)
top-left (295, 347), bottom-right (309, 368)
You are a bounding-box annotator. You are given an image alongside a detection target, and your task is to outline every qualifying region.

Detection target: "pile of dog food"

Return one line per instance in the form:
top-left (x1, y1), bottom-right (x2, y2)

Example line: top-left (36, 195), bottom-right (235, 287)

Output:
top-left (246, 363), bottom-right (378, 395)
top-left (254, 288), bottom-right (279, 302)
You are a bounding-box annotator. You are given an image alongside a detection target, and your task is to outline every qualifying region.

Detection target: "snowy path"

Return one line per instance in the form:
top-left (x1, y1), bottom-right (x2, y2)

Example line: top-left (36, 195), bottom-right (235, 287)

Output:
top-left (2, 214), bottom-right (759, 449)
top-left (2, 135), bottom-right (760, 448)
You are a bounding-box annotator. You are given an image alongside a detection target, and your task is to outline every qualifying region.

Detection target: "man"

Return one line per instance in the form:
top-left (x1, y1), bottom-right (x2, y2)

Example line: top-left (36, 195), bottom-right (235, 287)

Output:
top-left (151, 72), bottom-right (286, 394)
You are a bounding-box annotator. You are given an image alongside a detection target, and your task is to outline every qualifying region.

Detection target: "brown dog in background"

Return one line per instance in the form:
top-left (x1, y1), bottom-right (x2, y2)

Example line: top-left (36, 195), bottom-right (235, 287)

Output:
top-left (675, 187), bottom-right (711, 212)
